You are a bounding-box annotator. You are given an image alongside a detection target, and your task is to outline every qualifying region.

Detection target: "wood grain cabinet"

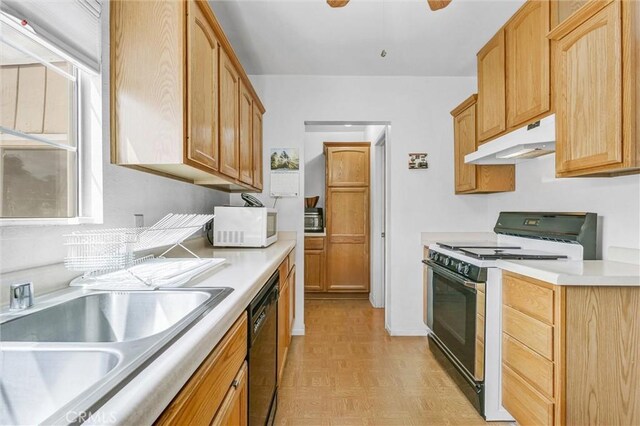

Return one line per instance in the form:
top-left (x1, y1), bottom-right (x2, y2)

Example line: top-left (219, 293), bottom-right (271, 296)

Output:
top-left (156, 312), bottom-right (248, 425)
top-left (549, 0), bottom-right (639, 177)
top-left (501, 272), bottom-right (640, 426)
top-left (304, 237), bottom-right (325, 293)
top-left (451, 95), bottom-right (515, 194)
top-left (111, 0), bottom-right (265, 192)
top-left (277, 250), bottom-right (296, 384)
top-left (325, 145), bottom-right (370, 187)
top-left (477, 30), bottom-right (506, 143)
top-left (505, 0), bottom-right (551, 129)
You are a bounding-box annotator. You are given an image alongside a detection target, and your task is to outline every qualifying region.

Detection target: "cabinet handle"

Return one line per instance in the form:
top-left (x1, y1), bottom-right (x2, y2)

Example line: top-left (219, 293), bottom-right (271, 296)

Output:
top-left (232, 379), bottom-right (239, 388)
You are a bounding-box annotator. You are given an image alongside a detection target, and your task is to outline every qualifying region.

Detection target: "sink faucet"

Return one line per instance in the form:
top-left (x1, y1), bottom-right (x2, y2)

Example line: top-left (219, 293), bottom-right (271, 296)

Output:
top-left (9, 282), bottom-right (34, 311)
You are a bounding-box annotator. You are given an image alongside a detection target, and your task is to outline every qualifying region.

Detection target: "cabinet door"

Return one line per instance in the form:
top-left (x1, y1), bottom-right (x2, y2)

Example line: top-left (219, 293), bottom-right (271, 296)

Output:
top-left (304, 250), bottom-right (324, 292)
top-left (238, 82), bottom-right (253, 184)
top-left (326, 187), bottom-right (369, 292)
top-left (186, 1), bottom-right (219, 171)
top-left (289, 265), bottom-right (296, 334)
top-left (325, 146), bottom-right (370, 187)
top-left (251, 104), bottom-right (263, 190)
top-left (556, 2), bottom-right (622, 174)
top-left (219, 49), bottom-right (240, 179)
top-left (506, 0), bottom-right (551, 128)
top-left (454, 103), bottom-right (478, 193)
top-left (277, 278), bottom-right (290, 383)
top-left (212, 362), bottom-right (248, 426)
top-left (477, 30), bottom-right (506, 142)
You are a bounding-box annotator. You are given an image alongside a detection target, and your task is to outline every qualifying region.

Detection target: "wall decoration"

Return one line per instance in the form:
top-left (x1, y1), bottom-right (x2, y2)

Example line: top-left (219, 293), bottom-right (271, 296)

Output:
top-left (270, 148), bottom-right (300, 197)
top-left (408, 153), bottom-right (428, 169)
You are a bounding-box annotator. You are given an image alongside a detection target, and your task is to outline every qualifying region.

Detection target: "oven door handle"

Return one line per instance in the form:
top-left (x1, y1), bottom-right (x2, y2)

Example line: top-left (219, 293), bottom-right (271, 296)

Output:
top-left (423, 259), bottom-right (483, 291)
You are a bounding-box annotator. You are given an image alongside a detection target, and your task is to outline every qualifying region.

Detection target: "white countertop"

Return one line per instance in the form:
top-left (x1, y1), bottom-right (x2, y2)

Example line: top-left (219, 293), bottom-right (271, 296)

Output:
top-left (497, 259), bottom-right (640, 286)
top-left (83, 238), bottom-right (296, 425)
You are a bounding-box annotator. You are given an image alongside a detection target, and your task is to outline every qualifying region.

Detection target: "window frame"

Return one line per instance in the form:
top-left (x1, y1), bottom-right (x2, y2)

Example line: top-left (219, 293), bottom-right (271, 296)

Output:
top-left (0, 12), bottom-right (103, 226)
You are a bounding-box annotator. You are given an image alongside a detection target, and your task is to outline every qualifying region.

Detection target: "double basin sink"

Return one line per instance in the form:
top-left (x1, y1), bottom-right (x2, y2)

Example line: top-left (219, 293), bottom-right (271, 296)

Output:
top-left (0, 288), bottom-right (233, 425)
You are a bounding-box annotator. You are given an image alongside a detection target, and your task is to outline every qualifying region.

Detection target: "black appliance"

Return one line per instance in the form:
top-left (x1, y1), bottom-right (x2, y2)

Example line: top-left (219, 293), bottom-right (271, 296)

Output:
top-left (248, 272), bottom-right (279, 426)
top-left (304, 207), bottom-right (324, 232)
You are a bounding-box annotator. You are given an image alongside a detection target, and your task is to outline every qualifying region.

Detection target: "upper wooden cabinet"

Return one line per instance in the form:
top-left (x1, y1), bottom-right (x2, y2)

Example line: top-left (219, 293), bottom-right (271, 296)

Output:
top-left (111, 0), bottom-right (265, 192)
top-left (477, 30), bottom-right (506, 143)
top-left (549, 0), bottom-right (638, 177)
top-left (505, 0), bottom-right (551, 129)
top-left (451, 95), bottom-right (515, 194)
top-left (239, 82), bottom-right (253, 185)
top-left (324, 144), bottom-right (370, 187)
top-left (187, 0), bottom-right (219, 171)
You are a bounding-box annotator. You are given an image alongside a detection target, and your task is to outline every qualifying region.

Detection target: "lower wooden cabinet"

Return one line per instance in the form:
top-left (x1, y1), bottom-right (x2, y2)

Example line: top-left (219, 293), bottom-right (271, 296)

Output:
top-left (212, 362), bottom-right (248, 426)
top-left (501, 271), bottom-right (640, 425)
top-left (304, 237), bottom-right (325, 293)
top-left (277, 250), bottom-right (296, 384)
top-left (156, 312), bottom-right (248, 425)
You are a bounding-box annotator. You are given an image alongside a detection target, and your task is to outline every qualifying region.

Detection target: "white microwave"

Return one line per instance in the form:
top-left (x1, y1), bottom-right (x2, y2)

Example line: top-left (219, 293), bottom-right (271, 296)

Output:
top-left (213, 206), bottom-right (278, 247)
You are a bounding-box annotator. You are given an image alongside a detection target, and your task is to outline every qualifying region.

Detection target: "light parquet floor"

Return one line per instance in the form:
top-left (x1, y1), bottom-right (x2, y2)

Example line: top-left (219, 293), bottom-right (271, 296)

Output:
top-left (275, 299), bottom-right (499, 426)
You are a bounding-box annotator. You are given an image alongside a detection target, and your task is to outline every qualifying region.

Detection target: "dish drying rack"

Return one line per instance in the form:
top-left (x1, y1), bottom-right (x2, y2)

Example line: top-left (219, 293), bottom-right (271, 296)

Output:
top-left (65, 214), bottom-right (224, 290)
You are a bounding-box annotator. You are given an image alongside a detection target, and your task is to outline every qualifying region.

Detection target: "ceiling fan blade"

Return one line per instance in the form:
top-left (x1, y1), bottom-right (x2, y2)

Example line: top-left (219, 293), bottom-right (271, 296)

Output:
top-left (327, 0), bottom-right (350, 8)
top-left (427, 0), bottom-right (452, 11)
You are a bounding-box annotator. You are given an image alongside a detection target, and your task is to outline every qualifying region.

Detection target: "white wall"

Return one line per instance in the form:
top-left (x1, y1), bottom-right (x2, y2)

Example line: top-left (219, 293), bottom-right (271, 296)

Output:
top-left (234, 75), bottom-right (487, 335)
top-left (0, 7), bottom-right (230, 284)
top-left (304, 131), bottom-right (366, 208)
top-left (486, 155), bottom-right (640, 259)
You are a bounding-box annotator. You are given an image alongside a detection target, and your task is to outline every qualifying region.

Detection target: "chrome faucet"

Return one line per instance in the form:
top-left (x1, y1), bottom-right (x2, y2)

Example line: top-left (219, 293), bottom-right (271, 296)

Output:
top-left (9, 282), bottom-right (34, 311)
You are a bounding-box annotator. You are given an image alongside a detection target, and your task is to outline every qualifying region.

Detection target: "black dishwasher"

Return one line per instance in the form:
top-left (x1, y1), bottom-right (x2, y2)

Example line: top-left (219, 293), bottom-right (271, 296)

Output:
top-left (248, 271), bottom-right (279, 426)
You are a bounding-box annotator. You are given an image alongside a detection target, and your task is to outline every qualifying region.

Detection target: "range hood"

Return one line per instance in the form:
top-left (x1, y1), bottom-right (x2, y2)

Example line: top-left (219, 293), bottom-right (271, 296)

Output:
top-left (465, 114), bottom-right (556, 165)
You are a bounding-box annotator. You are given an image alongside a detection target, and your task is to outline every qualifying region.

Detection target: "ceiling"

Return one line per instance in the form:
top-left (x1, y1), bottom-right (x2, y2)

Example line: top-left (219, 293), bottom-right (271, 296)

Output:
top-left (209, 0), bottom-right (525, 76)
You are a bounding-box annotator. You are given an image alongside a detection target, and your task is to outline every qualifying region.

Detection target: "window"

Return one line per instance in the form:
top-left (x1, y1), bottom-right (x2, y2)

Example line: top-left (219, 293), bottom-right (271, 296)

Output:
top-left (0, 12), bottom-right (102, 224)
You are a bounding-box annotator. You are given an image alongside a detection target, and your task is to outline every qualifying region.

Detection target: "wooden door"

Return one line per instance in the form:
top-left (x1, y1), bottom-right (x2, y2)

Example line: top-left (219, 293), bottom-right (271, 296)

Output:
top-left (277, 276), bottom-right (290, 383)
top-left (453, 102), bottom-right (478, 193)
top-left (477, 30), bottom-right (506, 143)
top-left (212, 362), bottom-right (248, 426)
top-left (326, 187), bottom-right (370, 292)
top-left (304, 250), bottom-right (324, 292)
top-left (186, 1), bottom-right (219, 171)
top-left (238, 82), bottom-right (253, 184)
top-left (325, 145), bottom-right (370, 187)
top-left (219, 49), bottom-right (240, 179)
top-left (252, 104), bottom-right (263, 190)
top-left (555, 2), bottom-right (622, 174)
top-left (506, 0), bottom-right (551, 128)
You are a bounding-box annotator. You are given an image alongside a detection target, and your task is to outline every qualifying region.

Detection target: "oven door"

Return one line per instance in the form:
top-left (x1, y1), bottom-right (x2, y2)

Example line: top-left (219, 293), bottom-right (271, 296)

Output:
top-left (425, 259), bottom-right (481, 382)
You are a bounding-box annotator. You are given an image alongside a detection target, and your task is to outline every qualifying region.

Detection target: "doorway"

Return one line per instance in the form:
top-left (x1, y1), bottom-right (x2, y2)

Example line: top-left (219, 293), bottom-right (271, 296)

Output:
top-left (302, 121), bottom-right (390, 313)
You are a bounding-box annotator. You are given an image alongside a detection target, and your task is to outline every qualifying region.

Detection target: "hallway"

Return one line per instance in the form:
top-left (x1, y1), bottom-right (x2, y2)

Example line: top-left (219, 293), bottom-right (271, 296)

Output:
top-left (275, 300), bottom-right (491, 425)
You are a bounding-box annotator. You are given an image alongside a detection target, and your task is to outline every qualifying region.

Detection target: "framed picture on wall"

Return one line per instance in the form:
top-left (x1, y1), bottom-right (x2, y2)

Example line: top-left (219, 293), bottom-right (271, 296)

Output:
top-left (408, 153), bottom-right (428, 169)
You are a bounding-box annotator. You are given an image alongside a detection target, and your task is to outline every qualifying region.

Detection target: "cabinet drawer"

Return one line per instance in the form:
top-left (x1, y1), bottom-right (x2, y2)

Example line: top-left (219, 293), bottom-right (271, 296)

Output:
top-left (156, 312), bottom-right (248, 425)
top-left (503, 273), bottom-right (555, 324)
top-left (287, 249), bottom-right (296, 272)
top-left (503, 365), bottom-right (554, 426)
top-left (305, 237), bottom-right (324, 250)
top-left (503, 305), bottom-right (554, 360)
top-left (212, 361), bottom-right (248, 426)
top-left (503, 333), bottom-right (554, 398)
top-left (279, 256), bottom-right (289, 282)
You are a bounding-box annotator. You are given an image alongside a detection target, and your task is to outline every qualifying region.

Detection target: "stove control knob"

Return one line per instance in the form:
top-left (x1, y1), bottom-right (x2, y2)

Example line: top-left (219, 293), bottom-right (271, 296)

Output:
top-left (444, 257), bottom-right (451, 266)
top-left (463, 264), bottom-right (471, 275)
top-left (457, 262), bottom-right (464, 273)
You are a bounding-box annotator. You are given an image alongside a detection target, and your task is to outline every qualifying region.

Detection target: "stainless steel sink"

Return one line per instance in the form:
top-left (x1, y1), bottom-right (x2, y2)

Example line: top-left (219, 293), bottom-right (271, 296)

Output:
top-left (1, 291), bottom-right (212, 342)
top-left (0, 287), bottom-right (233, 425)
top-left (0, 348), bottom-right (121, 425)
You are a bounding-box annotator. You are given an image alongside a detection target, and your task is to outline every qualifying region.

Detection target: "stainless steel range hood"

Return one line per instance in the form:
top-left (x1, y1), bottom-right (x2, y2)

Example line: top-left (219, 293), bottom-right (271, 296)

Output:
top-left (465, 114), bottom-right (556, 165)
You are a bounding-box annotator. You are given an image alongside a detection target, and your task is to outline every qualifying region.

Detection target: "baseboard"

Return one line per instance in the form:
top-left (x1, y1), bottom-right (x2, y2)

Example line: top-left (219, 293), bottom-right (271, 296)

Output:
top-left (291, 325), bottom-right (305, 335)
top-left (386, 327), bottom-right (429, 336)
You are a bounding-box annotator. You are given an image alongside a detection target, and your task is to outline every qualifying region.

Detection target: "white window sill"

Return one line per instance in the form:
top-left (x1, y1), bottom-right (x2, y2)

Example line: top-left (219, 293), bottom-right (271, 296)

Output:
top-left (0, 217), bottom-right (103, 227)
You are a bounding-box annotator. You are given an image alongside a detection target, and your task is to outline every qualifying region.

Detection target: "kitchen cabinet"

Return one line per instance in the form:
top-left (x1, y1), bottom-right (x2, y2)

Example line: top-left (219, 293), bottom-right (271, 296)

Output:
top-left (277, 250), bottom-right (296, 384)
top-left (477, 30), bottom-right (506, 143)
top-left (156, 312), bottom-right (248, 425)
top-left (501, 272), bottom-right (640, 425)
top-left (451, 95), bottom-right (515, 194)
top-left (111, 0), bottom-right (265, 192)
top-left (549, 0), bottom-right (639, 177)
top-left (304, 237), bottom-right (325, 293)
top-left (325, 145), bottom-right (370, 187)
top-left (505, 0), bottom-right (551, 129)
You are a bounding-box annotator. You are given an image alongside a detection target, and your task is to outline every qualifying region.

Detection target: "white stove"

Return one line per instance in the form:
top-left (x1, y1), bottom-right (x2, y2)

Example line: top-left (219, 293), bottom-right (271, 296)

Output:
top-left (423, 212), bottom-right (597, 421)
